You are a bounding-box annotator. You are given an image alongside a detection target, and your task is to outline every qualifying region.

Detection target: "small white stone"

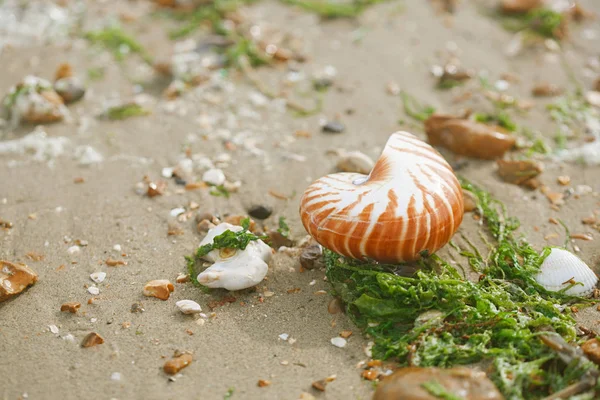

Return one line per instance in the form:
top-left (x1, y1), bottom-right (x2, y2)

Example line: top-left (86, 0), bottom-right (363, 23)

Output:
top-left (288, 338), bottom-right (297, 345)
top-left (48, 325), bottom-right (59, 334)
top-left (202, 168), bottom-right (226, 186)
top-left (309, 280), bottom-right (316, 286)
top-left (331, 337), bottom-right (347, 348)
top-left (494, 80), bottom-right (509, 91)
top-left (161, 167), bottom-right (174, 178)
top-left (67, 245), bottom-right (80, 255)
top-left (176, 300), bottom-right (202, 315)
top-left (87, 286), bottom-right (100, 295)
top-left (196, 318), bottom-right (205, 326)
top-left (90, 318), bottom-right (97, 323)
top-left (279, 333), bottom-right (289, 341)
top-left (111, 372), bottom-right (121, 381)
top-left (62, 334), bottom-right (75, 342)
top-left (170, 207), bottom-right (186, 217)
top-left (113, 244), bottom-right (122, 252)
top-left (90, 272), bottom-right (106, 284)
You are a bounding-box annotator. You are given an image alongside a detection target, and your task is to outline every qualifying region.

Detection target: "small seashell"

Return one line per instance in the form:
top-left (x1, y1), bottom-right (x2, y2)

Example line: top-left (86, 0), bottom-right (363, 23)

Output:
top-left (299, 132), bottom-right (464, 263)
top-left (535, 248), bottom-right (598, 297)
top-left (176, 300), bottom-right (202, 315)
top-left (143, 280), bottom-right (174, 300)
top-left (90, 272), bottom-right (106, 283)
top-left (54, 77), bottom-right (86, 104)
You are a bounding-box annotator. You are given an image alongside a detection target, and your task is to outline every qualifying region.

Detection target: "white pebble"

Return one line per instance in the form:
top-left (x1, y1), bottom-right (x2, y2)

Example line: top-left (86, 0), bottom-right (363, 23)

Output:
top-left (176, 300), bottom-right (202, 315)
top-left (67, 245), bottom-right (80, 255)
top-left (331, 337), bottom-right (347, 348)
top-left (87, 286), bottom-right (100, 295)
top-left (111, 372), bottom-right (121, 381)
top-left (202, 168), bottom-right (226, 186)
top-left (48, 325), bottom-right (59, 334)
top-left (279, 333), bottom-right (289, 341)
top-left (113, 244), bottom-right (122, 252)
top-left (62, 334), bottom-right (75, 342)
top-left (90, 272), bottom-right (106, 284)
top-left (170, 207), bottom-right (186, 217)
top-left (161, 167), bottom-right (174, 178)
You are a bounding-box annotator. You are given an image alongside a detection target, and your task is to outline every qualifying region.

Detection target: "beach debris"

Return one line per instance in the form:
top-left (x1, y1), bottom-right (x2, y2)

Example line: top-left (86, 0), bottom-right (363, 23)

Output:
top-left (300, 132), bottom-right (464, 263)
top-left (2, 76), bottom-right (66, 126)
top-left (202, 168), bottom-right (226, 186)
top-left (322, 121), bottom-right (345, 134)
top-left (60, 302), bottom-right (81, 313)
top-left (176, 273), bottom-right (190, 283)
top-left (147, 180), bottom-right (167, 197)
top-left (257, 379), bottom-right (271, 387)
top-left (340, 330), bottom-right (353, 338)
top-left (570, 233), bottom-right (593, 241)
top-left (331, 337), bottom-right (347, 348)
top-left (53, 63), bottom-right (86, 104)
top-left (195, 223), bottom-right (272, 290)
top-left (496, 159), bottom-right (543, 188)
top-left (312, 376), bottom-right (336, 392)
top-left (143, 280), bottom-right (174, 300)
top-left (372, 367), bottom-right (503, 400)
top-left (462, 190), bottom-right (477, 212)
top-left (248, 205), bottom-right (272, 220)
top-left (131, 302), bottom-right (145, 313)
top-left (581, 338), bottom-right (600, 365)
top-left (336, 151), bottom-right (375, 174)
top-left (300, 244), bottom-right (324, 270)
top-left (557, 176), bottom-right (571, 186)
top-left (328, 298), bottom-right (343, 314)
top-left (0, 260), bottom-right (38, 302)
top-left (540, 186), bottom-right (565, 206)
top-left (532, 82), bottom-right (563, 97)
top-left (90, 271), bottom-right (106, 283)
top-left (362, 369), bottom-right (379, 381)
top-left (425, 114), bottom-right (516, 159)
top-left (435, 63), bottom-right (473, 89)
top-left (87, 286), bottom-right (100, 295)
top-left (102, 100), bottom-right (149, 120)
top-left (81, 332), bottom-right (105, 348)
top-left (106, 258), bottom-right (127, 267)
top-left (197, 219), bottom-right (216, 233)
top-left (534, 248), bottom-right (598, 297)
top-left (176, 300), bottom-right (202, 315)
top-left (224, 216), bottom-right (256, 232)
top-left (164, 353), bottom-right (193, 375)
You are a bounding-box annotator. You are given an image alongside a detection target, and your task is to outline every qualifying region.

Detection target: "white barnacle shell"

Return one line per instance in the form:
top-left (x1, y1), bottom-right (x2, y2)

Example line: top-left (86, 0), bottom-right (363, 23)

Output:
top-left (197, 223), bottom-right (272, 291)
top-left (299, 132), bottom-right (464, 263)
top-left (535, 248), bottom-right (598, 297)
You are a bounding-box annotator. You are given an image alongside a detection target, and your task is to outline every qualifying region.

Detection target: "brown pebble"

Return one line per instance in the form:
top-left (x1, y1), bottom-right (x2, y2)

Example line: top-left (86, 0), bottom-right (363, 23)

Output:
top-left (176, 274), bottom-right (190, 283)
top-left (147, 181), bottom-right (167, 197)
top-left (557, 176), bottom-right (571, 186)
top-left (531, 82), bottom-right (563, 97)
top-left (164, 353), bottom-right (193, 375)
top-left (197, 219), bottom-right (215, 233)
top-left (312, 380), bottom-right (327, 392)
top-left (571, 233), bottom-right (594, 241)
top-left (294, 130), bottom-right (312, 138)
top-left (496, 159), bottom-right (543, 187)
top-left (300, 244), bottom-right (324, 270)
top-left (367, 360), bottom-right (383, 367)
top-left (0, 260), bottom-right (38, 302)
top-left (224, 215), bottom-right (256, 231)
top-left (340, 330), bottom-right (353, 338)
top-left (106, 258), bottom-right (127, 267)
top-left (257, 379), bottom-right (271, 387)
top-left (81, 332), bottom-right (104, 348)
top-left (73, 177), bottom-right (85, 184)
top-left (582, 216), bottom-right (597, 225)
top-left (548, 218), bottom-right (559, 225)
top-left (143, 280), bottom-right (174, 300)
top-left (541, 186), bottom-right (565, 206)
top-left (362, 369), bottom-right (379, 381)
top-left (328, 298), bottom-right (343, 314)
top-left (60, 302), bottom-right (81, 313)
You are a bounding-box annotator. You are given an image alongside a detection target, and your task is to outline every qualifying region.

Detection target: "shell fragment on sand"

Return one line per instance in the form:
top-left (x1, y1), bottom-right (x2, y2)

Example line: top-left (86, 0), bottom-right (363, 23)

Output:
top-left (196, 223), bottom-right (272, 291)
top-left (535, 248), bottom-right (598, 297)
top-left (0, 260), bottom-right (38, 302)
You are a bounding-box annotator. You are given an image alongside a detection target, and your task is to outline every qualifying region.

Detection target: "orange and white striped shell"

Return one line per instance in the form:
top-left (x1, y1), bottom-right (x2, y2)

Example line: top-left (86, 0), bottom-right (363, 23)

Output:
top-left (299, 131), bottom-right (464, 263)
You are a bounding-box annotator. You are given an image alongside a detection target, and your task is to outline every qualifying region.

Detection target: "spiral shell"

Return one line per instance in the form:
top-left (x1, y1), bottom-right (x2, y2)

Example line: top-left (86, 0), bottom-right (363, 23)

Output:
top-left (535, 248), bottom-right (598, 297)
top-left (299, 131), bottom-right (464, 263)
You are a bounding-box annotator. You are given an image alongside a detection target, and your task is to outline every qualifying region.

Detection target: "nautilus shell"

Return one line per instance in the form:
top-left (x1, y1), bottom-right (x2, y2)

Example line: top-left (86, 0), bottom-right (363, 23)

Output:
top-left (299, 131), bottom-right (464, 263)
top-left (535, 248), bottom-right (598, 297)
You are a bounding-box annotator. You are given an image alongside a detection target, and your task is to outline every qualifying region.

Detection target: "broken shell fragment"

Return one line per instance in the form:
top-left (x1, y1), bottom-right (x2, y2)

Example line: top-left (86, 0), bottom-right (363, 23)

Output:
top-left (54, 77), bottom-right (86, 104)
top-left (0, 260), bottom-right (38, 302)
top-left (531, 82), bottom-right (563, 97)
top-left (425, 114), bottom-right (516, 159)
top-left (60, 302), bottom-right (81, 313)
top-left (2, 76), bottom-right (66, 126)
top-left (500, 0), bottom-right (543, 14)
top-left (299, 132), bottom-right (464, 263)
top-left (176, 300), bottom-right (202, 315)
top-left (496, 159), bottom-right (543, 187)
top-left (196, 223), bottom-right (272, 290)
top-left (81, 332), bottom-right (105, 348)
top-left (373, 367), bottom-right (503, 400)
top-left (164, 353), bottom-right (193, 375)
top-left (143, 280), bottom-right (175, 300)
top-left (535, 248), bottom-right (598, 297)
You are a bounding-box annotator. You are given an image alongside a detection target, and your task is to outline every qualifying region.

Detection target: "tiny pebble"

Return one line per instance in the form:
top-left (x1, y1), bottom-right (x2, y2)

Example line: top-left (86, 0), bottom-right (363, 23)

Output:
top-left (170, 207), bottom-right (186, 217)
top-left (111, 372), bottom-right (121, 381)
top-left (331, 337), bottom-right (347, 348)
top-left (322, 121), bottom-right (345, 133)
top-left (67, 246), bottom-right (80, 255)
top-left (176, 300), bottom-right (202, 315)
top-left (248, 205), bottom-right (272, 220)
top-left (90, 272), bottom-right (106, 284)
top-left (88, 286), bottom-right (100, 295)
top-left (113, 244), bottom-right (122, 252)
top-left (279, 333), bottom-right (289, 341)
top-left (202, 168), bottom-right (226, 186)
top-left (48, 325), bottom-right (59, 334)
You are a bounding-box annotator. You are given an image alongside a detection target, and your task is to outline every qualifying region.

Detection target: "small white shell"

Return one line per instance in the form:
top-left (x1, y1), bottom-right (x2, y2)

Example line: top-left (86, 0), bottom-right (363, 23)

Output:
top-left (176, 300), bottom-right (202, 315)
top-left (197, 223), bottom-right (271, 291)
top-left (535, 248), bottom-right (598, 297)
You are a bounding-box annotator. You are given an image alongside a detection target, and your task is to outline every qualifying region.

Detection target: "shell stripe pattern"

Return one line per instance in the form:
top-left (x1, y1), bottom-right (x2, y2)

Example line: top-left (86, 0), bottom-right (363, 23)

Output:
top-left (300, 131), bottom-right (464, 263)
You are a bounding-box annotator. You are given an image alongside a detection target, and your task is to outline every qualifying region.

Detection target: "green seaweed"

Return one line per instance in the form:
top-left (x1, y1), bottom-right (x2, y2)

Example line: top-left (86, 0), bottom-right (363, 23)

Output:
top-left (501, 8), bottom-right (565, 40)
top-left (105, 103), bottom-right (149, 120)
top-left (474, 111), bottom-right (517, 132)
top-left (277, 216), bottom-right (290, 238)
top-left (281, 0), bottom-right (388, 18)
top-left (422, 380), bottom-right (463, 400)
top-left (324, 180), bottom-right (597, 399)
top-left (400, 91), bottom-right (435, 122)
top-left (85, 26), bottom-right (153, 64)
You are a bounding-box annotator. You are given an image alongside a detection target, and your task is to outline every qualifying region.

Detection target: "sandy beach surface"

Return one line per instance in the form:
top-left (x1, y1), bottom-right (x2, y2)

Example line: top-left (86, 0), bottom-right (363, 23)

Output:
top-left (2, 0), bottom-right (600, 399)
